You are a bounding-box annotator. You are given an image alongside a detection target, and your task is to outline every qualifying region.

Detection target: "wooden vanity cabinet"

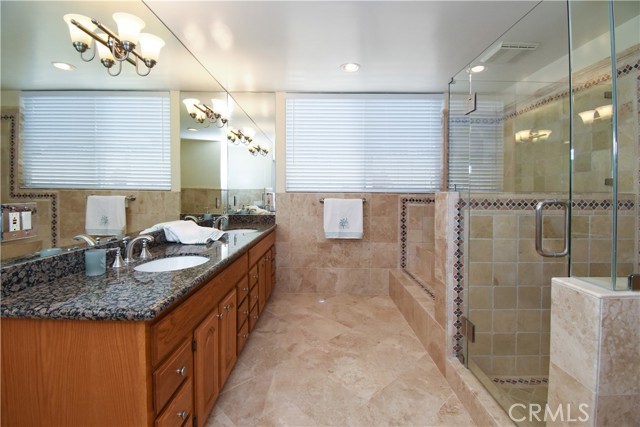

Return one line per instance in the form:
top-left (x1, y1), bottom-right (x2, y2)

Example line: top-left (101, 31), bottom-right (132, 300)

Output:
top-left (1, 230), bottom-right (276, 427)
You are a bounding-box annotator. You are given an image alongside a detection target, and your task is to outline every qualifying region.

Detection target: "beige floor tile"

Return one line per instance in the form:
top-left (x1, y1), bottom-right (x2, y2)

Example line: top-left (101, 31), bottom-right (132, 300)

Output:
top-left (208, 292), bottom-right (475, 427)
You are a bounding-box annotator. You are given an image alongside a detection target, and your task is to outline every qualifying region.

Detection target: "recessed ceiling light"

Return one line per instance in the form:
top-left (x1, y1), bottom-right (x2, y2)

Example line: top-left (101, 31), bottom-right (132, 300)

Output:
top-left (187, 128), bottom-right (198, 132)
top-left (51, 62), bottom-right (75, 71)
top-left (340, 63), bottom-right (360, 73)
top-left (469, 65), bottom-right (485, 73)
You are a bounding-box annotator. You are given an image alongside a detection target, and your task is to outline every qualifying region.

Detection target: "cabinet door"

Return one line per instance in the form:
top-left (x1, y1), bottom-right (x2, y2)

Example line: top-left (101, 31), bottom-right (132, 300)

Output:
top-left (193, 309), bottom-right (220, 425)
top-left (219, 289), bottom-right (237, 388)
top-left (258, 256), bottom-right (267, 314)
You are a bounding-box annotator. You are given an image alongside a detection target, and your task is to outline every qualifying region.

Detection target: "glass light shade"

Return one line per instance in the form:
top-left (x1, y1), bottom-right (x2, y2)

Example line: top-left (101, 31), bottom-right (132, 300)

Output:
top-left (211, 99), bottom-right (226, 114)
top-left (112, 12), bottom-right (145, 45)
top-left (63, 14), bottom-right (97, 46)
top-left (515, 130), bottom-right (530, 143)
top-left (139, 33), bottom-right (165, 61)
top-left (95, 33), bottom-right (115, 60)
top-left (578, 110), bottom-right (596, 124)
top-left (595, 104), bottom-right (612, 119)
top-left (243, 127), bottom-right (256, 139)
top-left (182, 99), bottom-right (201, 116)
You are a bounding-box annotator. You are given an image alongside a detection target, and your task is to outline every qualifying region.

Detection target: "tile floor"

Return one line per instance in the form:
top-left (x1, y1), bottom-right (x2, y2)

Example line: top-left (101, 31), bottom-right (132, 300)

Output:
top-left (206, 291), bottom-right (475, 427)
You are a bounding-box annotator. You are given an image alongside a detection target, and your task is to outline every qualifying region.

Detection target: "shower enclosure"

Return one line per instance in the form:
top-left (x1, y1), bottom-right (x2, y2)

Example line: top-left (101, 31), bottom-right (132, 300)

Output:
top-left (448, 1), bottom-right (639, 425)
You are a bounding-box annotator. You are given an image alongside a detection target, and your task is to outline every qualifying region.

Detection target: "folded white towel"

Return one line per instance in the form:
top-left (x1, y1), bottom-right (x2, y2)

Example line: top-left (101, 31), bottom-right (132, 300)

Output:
top-left (85, 196), bottom-right (126, 236)
top-left (246, 205), bottom-right (270, 215)
top-left (323, 198), bottom-right (364, 239)
top-left (163, 221), bottom-right (225, 244)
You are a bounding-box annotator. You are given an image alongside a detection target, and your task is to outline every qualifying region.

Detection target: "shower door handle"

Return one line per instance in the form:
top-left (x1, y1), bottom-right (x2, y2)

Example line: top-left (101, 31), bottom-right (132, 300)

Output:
top-left (535, 199), bottom-right (570, 257)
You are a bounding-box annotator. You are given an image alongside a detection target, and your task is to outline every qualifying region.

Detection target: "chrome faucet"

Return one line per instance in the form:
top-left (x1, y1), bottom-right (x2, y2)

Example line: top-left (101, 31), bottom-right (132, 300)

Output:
top-left (184, 215), bottom-right (200, 222)
top-left (124, 235), bottom-right (154, 263)
top-left (214, 215), bottom-right (228, 230)
top-left (74, 234), bottom-right (98, 246)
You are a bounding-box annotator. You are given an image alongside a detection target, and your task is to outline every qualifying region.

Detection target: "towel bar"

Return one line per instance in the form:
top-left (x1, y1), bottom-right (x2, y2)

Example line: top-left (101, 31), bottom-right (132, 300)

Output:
top-left (320, 198), bottom-right (366, 203)
top-left (87, 195), bottom-right (136, 201)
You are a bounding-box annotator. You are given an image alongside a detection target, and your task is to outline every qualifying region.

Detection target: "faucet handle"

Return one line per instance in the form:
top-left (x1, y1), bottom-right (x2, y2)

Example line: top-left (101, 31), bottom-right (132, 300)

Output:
top-left (110, 247), bottom-right (124, 268)
top-left (140, 241), bottom-right (152, 260)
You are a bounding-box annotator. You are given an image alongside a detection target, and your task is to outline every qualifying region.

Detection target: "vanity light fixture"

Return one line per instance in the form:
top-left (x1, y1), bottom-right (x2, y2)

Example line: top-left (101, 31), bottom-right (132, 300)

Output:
top-left (248, 144), bottom-right (269, 157)
top-left (578, 104), bottom-right (612, 124)
top-left (340, 63), bottom-right (360, 73)
top-left (515, 129), bottom-right (552, 143)
top-left (183, 98), bottom-right (230, 128)
top-left (226, 127), bottom-right (254, 145)
top-left (63, 12), bottom-right (165, 77)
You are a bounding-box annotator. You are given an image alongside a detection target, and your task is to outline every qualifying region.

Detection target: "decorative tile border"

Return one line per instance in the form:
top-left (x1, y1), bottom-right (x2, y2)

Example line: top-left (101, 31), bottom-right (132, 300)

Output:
top-left (2, 113), bottom-right (58, 247)
top-left (453, 201), bottom-right (465, 355)
top-left (492, 377), bottom-right (549, 386)
top-left (463, 198), bottom-right (635, 211)
top-left (399, 197), bottom-right (436, 299)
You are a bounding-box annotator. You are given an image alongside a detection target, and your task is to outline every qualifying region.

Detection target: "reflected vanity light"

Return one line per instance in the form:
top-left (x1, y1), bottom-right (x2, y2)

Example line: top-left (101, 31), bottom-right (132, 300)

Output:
top-left (469, 65), bottom-right (485, 73)
top-left (578, 104), bottom-right (612, 124)
top-left (226, 127), bottom-right (254, 145)
top-left (515, 129), bottom-right (552, 143)
top-left (183, 98), bottom-right (230, 128)
top-left (63, 12), bottom-right (164, 77)
top-left (248, 144), bottom-right (269, 157)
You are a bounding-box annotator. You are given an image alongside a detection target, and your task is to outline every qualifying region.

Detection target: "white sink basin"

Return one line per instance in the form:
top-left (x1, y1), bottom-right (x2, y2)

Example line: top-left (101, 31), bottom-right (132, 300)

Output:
top-left (224, 229), bottom-right (259, 235)
top-left (134, 256), bottom-right (209, 272)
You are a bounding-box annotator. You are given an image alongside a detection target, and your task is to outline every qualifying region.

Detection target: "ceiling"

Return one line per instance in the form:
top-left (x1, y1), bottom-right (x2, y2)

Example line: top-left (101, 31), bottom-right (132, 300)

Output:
top-left (3, 1), bottom-right (635, 143)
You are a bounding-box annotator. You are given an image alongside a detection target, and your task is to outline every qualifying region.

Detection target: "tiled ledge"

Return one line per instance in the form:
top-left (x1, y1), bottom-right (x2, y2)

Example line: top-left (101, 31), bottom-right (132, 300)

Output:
top-left (389, 268), bottom-right (516, 427)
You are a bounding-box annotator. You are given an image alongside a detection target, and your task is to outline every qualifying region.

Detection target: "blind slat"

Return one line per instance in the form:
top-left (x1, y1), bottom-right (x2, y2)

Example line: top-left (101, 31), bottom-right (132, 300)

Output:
top-left (21, 91), bottom-right (171, 190)
top-left (285, 94), bottom-right (443, 192)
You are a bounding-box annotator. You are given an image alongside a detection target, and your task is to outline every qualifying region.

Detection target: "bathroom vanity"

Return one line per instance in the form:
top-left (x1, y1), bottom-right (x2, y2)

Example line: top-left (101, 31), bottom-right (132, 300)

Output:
top-left (0, 227), bottom-right (276, 427)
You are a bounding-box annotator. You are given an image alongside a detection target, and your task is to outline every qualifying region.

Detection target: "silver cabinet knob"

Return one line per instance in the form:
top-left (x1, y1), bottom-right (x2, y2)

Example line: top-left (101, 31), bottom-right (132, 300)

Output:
top-left (177, 411), bottom-right (188, 420)
top-left (244, 310), bottom-right (250, 315)
top-left (216, 312), bottom-right (224, 319)
top-left (175, 366), bottom-right (187, 376)
top-left (242, 287), bottom-right (249, 292)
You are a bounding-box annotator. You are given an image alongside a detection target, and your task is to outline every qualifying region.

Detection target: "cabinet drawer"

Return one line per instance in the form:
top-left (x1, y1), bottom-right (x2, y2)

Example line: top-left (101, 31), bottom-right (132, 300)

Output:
top-left (249, 304), bottom-right (259, 332)
top-left (154, 339), bottom-right (192, 414)
top-left (249, 285), bottom-right (259, 309)
top-left (237, 296), bottom-right (249, 331)
top-left (237, 321), bottom-right (249, 355)
top-left (155, 378), bottom-right (193, 427)
top-left (236, 275), bottom-right (249, 303)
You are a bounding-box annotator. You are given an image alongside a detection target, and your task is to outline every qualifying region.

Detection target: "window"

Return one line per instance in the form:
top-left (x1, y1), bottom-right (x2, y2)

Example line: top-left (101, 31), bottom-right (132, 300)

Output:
top-left (21, 91), bottom-right (171, 190)
top-left (285, 94), bottom-right (443, 192)
top-left (448, 98), bottom-right (504, 191)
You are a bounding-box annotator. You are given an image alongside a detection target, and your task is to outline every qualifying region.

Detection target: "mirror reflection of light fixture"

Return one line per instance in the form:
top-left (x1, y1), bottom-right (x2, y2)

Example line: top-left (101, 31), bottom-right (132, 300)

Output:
top-left (226, 127), bottom-right (254, 145)
top-left (183, 98), bottom-right (230, 128)
top-left (63, 12), bottom-right (164, 77)
top-left (578, 104), bottom-right (612, 124)
top-left (248, 144), bottom-right (269, 156)
top-left (515, 129), bottom-right (552, 143)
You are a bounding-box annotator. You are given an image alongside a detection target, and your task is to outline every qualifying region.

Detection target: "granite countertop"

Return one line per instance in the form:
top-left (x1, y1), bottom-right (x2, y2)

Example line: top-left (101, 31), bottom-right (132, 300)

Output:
top-left (0, 226), bottom-right (275, 322)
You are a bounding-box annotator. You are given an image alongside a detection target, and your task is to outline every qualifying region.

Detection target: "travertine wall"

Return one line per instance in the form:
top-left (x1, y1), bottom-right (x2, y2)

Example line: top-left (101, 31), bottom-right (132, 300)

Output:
top-left (274, 192), bottom-right (400, 295)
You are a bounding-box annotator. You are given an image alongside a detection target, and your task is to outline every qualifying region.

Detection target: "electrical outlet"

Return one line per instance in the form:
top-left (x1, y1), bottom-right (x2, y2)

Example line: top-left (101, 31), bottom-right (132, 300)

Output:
top-left (9, 212), bottom-right (21, 232)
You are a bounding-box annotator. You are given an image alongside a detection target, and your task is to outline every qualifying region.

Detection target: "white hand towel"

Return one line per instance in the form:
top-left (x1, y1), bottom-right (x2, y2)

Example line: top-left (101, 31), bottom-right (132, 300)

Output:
top-left (85, 196), bottom-right (127, 236)
top-left (139, 220), bottom-right (184, 234)
top-left (323, 198), bottom-right (364, 239)
top-left (163, 220), bottom-right (225, 244)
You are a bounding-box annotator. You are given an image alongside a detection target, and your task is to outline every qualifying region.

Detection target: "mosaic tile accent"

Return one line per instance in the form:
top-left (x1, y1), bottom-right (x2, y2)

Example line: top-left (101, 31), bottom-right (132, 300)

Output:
top-left (453, 201), bottom-right (465, 356)
top-left (492, 377), bottom-right (549, 386)
top-left (1, 113), bottom-right (59, 246)
top-left (399, 196), bottom-right (436, 299)
top-left (464, 198), bottom-right (635, 211)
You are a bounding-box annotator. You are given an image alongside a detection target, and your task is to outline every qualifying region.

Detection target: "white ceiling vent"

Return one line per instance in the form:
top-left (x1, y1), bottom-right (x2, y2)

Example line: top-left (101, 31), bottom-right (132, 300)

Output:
top-left (480, 42), bottom-right (539, 64)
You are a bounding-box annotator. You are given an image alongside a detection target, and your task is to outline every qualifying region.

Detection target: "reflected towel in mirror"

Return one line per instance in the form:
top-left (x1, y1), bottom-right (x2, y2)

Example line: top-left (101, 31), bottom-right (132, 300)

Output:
top-left (163, 220), bottom-right (225, 244)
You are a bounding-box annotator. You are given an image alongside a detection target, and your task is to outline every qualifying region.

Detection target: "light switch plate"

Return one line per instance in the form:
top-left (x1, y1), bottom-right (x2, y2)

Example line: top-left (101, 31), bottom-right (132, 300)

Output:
top-left (21, 211), bottom-right (32, 230)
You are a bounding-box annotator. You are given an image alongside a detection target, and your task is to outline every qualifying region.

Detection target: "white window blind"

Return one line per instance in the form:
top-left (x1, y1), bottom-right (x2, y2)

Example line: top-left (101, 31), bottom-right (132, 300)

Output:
top-left (21, 91), bottom-right (171, 190)
top-left (285, 94), bottom-right (443, 192)
top-left (448, 98), bottom-right (504, 191)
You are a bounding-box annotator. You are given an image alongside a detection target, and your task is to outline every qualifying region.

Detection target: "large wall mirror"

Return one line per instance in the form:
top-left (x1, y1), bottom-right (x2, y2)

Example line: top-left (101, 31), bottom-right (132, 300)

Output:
top-left (1, 0), bottom-right (274, 261)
